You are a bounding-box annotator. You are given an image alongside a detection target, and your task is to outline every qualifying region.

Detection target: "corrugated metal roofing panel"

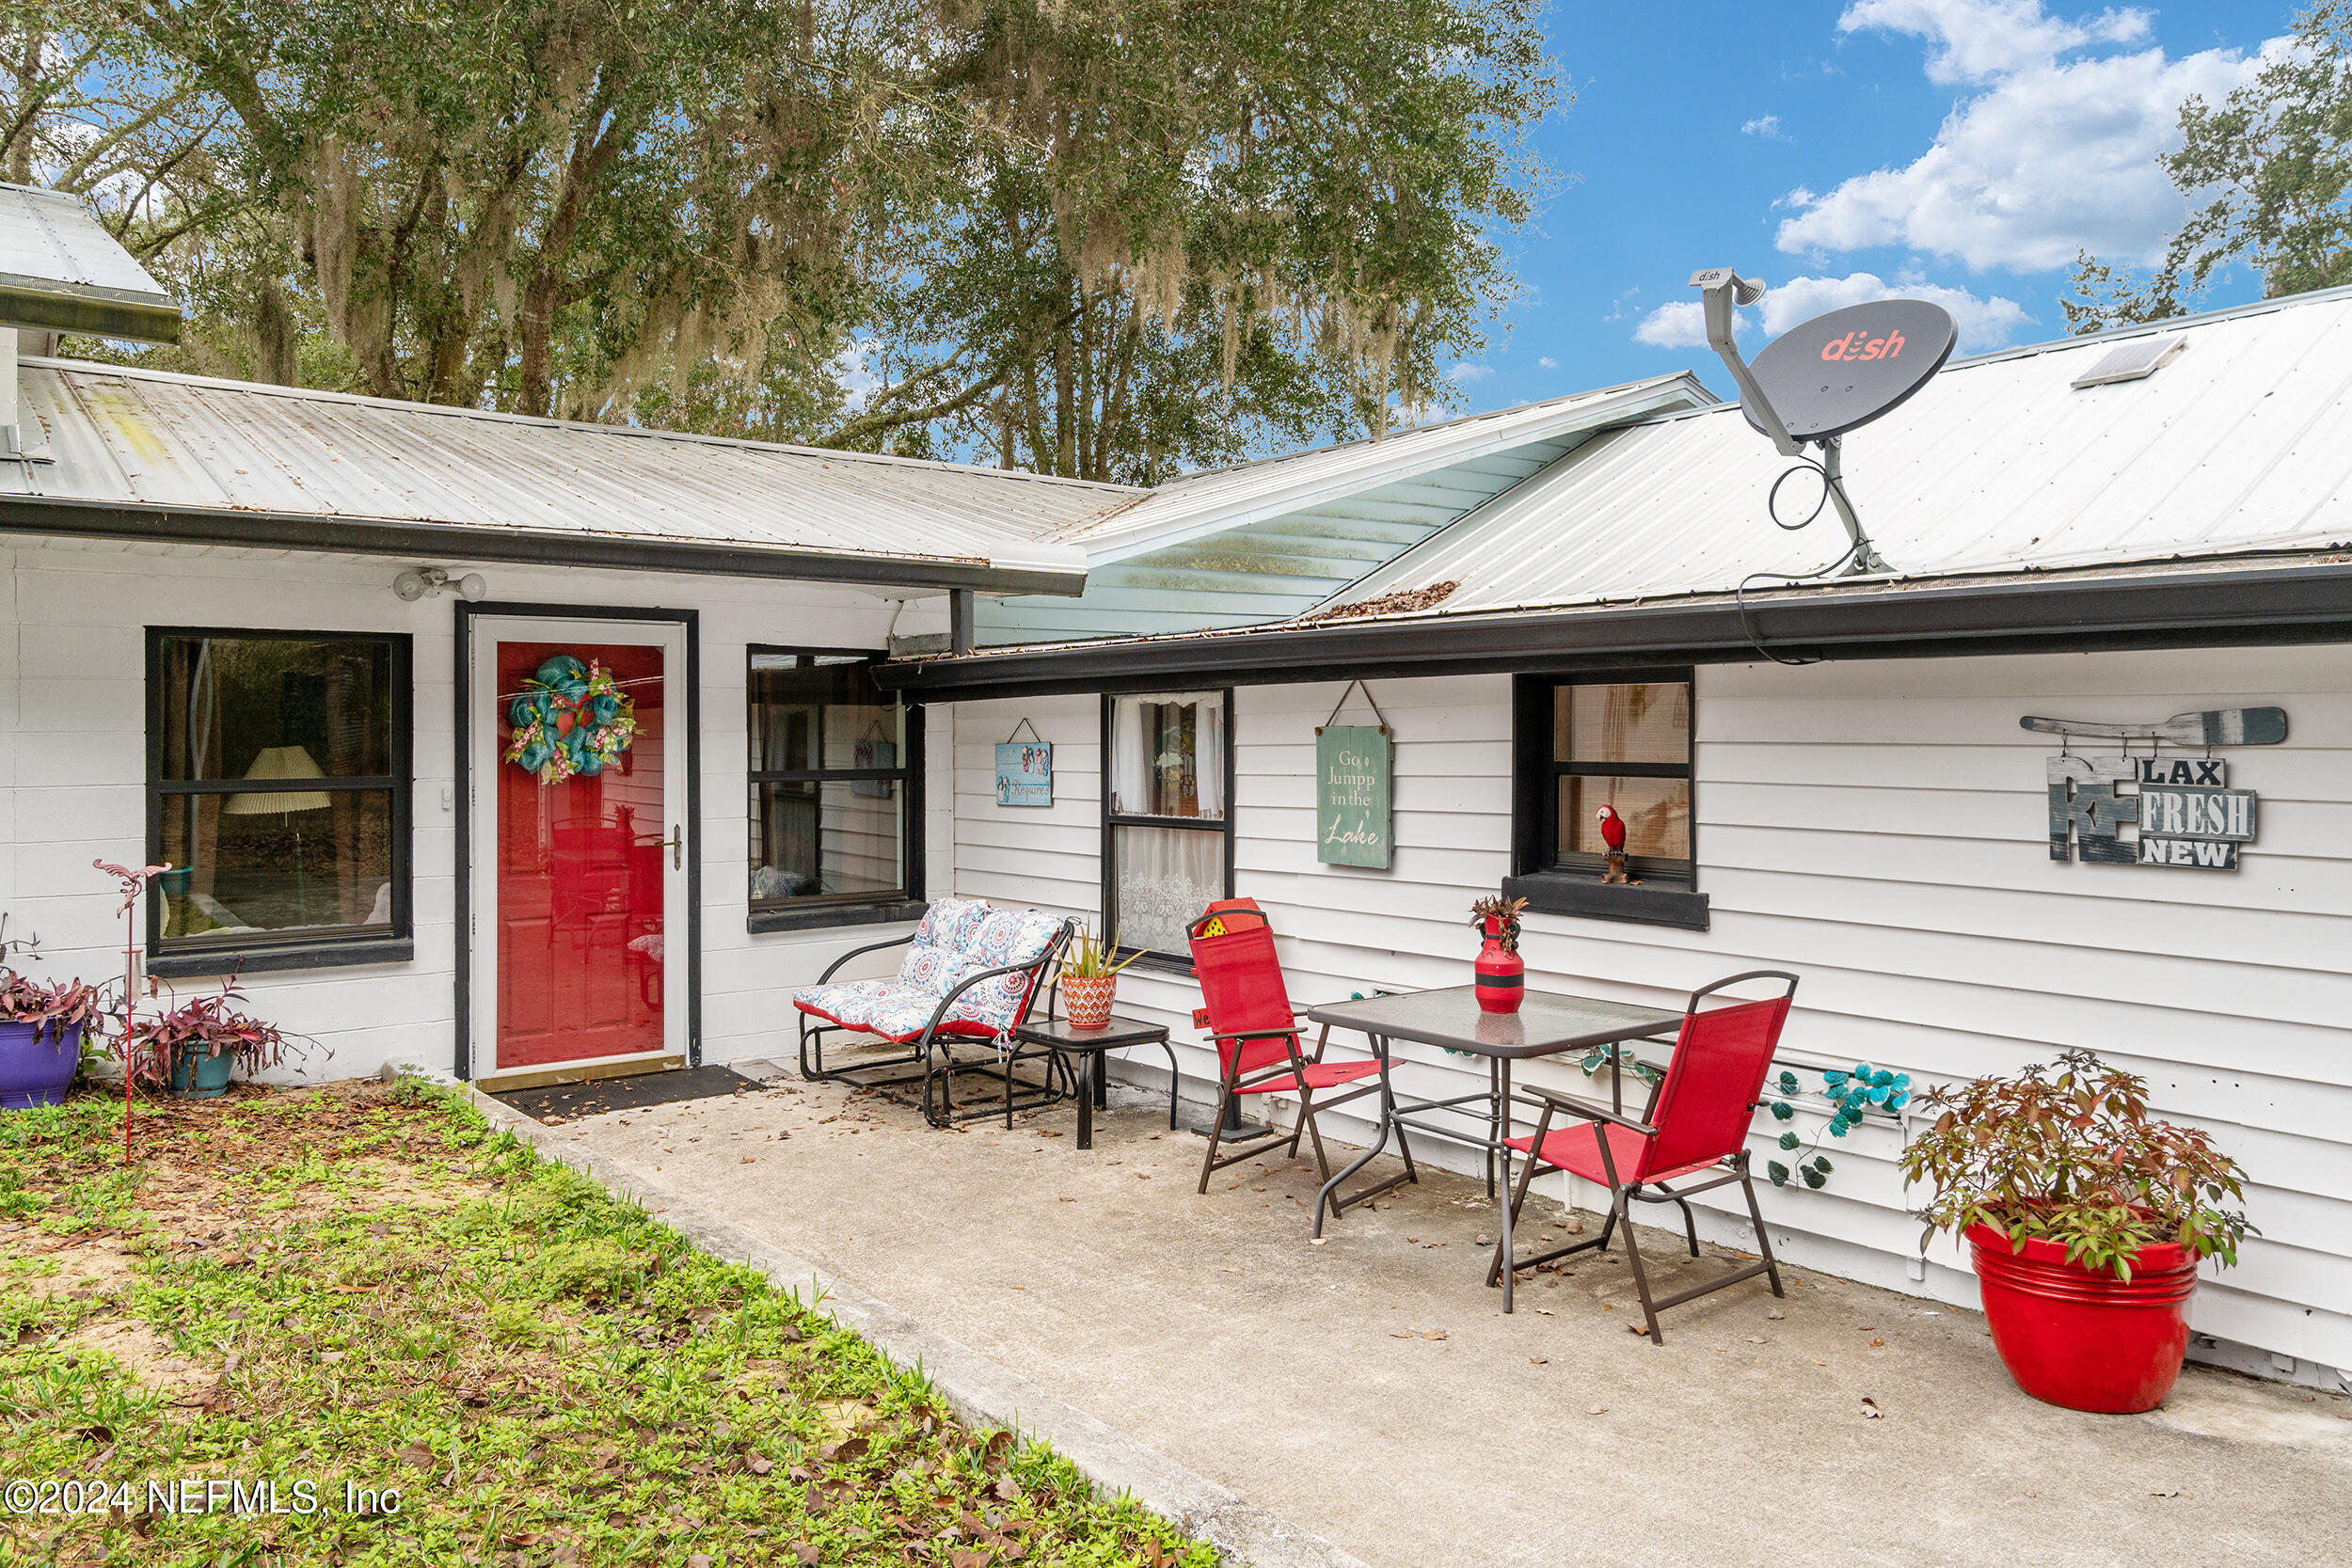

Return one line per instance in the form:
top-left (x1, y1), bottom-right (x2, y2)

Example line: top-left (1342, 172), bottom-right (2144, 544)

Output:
top-left (0, 183), bottom-right (181, 341)
top-left (1, 357), bottom-right (1132, 579)
top-left (1326, 291), bottom-right (2352, 622)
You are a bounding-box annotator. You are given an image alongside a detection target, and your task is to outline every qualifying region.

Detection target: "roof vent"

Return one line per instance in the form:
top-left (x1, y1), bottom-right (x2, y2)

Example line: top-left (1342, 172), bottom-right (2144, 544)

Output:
top-left (2071, 334), bottom-right (2185, 389)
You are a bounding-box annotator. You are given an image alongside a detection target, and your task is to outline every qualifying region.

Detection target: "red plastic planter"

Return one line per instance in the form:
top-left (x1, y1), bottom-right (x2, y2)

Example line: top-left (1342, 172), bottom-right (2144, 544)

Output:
top-left (1966, 1223), bottom-right (2200, 1413)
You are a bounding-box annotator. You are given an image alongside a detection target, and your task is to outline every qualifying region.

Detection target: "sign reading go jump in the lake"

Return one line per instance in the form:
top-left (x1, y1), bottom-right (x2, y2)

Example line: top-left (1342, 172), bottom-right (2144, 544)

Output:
top-left (1315, 682), bottom-right (1393, 869)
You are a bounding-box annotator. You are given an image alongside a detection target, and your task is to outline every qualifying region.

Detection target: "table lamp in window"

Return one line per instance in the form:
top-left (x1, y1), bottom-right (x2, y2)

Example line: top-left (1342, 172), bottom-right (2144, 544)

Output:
top-left (221, 745), bottom-right (332, 924)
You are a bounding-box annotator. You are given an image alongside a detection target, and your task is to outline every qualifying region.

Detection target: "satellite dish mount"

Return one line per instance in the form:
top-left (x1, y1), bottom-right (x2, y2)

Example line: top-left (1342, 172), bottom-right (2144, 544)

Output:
top-left (1689, 269), bottom-right (1954, 577)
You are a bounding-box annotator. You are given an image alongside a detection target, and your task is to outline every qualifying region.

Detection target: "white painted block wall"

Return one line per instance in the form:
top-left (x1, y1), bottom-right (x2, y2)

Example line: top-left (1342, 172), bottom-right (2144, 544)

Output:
top-left (945, 647), bottom-right (2352, 1381)
top-left (0, 537), bottom-right (931, 1084)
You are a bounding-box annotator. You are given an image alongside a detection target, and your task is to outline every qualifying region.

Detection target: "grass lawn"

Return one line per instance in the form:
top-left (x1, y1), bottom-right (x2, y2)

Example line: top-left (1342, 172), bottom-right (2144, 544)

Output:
top-left (0, 1079), bottom-right (1213, 1568)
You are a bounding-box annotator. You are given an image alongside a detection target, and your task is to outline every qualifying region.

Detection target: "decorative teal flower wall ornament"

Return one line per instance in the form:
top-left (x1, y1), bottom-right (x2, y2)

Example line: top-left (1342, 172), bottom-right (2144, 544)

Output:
top-left (1765, 1063), bottom-right (1910, 1191)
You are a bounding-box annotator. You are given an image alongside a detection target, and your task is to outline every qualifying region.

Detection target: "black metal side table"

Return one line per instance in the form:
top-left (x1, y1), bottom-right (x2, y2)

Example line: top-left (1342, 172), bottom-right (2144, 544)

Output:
top-left (1010, 1016), bottom-right (1180, 1150)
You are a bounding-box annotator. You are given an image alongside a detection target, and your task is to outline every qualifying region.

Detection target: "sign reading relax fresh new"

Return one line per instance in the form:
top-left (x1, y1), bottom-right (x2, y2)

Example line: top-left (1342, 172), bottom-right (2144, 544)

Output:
top-left (2030, 706), bottom-right (2285, 873)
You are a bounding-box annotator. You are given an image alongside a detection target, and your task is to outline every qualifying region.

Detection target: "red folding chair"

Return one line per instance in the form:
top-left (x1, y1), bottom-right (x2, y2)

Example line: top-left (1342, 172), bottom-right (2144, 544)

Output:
top-left (1489, 970), bottom-right (1799, 1340)
top-left (1188, 899), bottom-right (1397, 1218)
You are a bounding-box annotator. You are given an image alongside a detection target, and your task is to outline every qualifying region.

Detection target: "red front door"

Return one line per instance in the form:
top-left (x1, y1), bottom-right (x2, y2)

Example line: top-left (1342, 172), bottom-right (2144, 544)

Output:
top-left (485, 631), bottom-right (676, 1069)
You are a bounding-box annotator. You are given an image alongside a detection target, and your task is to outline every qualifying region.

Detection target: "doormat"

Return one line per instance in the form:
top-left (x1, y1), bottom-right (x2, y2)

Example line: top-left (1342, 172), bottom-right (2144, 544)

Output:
top-left (489, 1066), bottom-right (772, 1125)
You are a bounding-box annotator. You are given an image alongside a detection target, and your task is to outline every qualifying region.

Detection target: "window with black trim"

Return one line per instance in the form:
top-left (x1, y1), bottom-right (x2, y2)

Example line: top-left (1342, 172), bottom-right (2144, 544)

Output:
top-left (1532, 673), bottom-right (1694, 883)
top-left (148, 629), bottom-right (411, 964)
top-left (748, 649), bottom-right (918, 918)
top-left (1103, 689), bottom-right (1233, 958)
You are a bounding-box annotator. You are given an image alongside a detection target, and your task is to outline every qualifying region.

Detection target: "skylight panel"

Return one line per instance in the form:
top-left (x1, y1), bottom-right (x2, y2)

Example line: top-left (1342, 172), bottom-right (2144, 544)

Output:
top-left (2070, 335), bottom-right (2185, 389)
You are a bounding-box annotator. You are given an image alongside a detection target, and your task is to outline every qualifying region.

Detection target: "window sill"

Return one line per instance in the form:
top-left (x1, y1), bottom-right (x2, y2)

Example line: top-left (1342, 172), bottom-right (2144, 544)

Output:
top-left (1503, 872), bottom-right (1710, 932)
top-left (148, 938), bottom-right (416, 979)
top-left (1116, 949), bottom-right (1199, 980)
top-left (748, 899), bottom-right (927, 936)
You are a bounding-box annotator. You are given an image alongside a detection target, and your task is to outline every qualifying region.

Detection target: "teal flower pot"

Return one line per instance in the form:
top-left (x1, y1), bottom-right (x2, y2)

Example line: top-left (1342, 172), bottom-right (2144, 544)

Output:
top-left (169, 1044), bottom-right (233, 1099)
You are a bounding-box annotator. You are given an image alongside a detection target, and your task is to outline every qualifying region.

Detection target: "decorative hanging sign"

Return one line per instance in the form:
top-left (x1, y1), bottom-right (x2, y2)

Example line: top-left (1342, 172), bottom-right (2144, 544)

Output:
top-left (1315, 681), bottom-right (1392, 868)
top-left (2029, 706), bottom-right (2284, 873)
top-left (504, 655), bottom-right (638, 784)
top-left (995, 718), bottom-right (1053, 807)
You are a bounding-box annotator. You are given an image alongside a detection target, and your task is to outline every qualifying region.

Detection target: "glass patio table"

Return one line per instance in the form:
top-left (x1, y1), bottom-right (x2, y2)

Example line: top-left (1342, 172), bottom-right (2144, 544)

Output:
top-left (1303, 985), bottom-right (1683, 1310)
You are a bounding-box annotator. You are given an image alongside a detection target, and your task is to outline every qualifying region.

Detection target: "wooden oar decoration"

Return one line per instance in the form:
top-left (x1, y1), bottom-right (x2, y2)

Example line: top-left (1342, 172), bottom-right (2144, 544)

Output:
top-left (2018, 707), bottom-right (2288, 747)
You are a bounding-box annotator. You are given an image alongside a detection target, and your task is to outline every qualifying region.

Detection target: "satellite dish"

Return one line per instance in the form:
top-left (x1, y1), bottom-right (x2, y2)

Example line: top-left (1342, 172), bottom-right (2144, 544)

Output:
top-left (1740, 299), bottom-right (1957, 443)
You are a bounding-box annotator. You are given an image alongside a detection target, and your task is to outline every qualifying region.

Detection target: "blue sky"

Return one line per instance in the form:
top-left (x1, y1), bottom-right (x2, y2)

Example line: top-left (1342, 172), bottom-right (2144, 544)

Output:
top-left (1453, 0), bottom-right (2296, 412)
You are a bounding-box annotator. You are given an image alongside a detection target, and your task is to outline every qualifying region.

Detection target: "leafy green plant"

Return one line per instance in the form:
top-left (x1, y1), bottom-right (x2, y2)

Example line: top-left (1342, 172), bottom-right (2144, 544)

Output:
top-left (1896, 1048), bottom-right (2254, 1280)
top-left (0, 971), bottom-right (114, 1039)
top-left (1061, 925), bottom-right (1149, 981)
top-left (115, 985), bottom-right (313, 1090)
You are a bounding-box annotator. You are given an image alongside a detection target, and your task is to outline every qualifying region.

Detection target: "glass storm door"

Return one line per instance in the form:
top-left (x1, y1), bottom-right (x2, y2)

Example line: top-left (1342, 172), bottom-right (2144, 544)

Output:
top-left (470, 617), bottom-right (688, 1075)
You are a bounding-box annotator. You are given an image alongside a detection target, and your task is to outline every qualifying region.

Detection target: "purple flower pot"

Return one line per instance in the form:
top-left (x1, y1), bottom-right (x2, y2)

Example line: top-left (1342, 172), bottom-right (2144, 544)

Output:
top-left (0, 1021), bottom-right (82, 1109)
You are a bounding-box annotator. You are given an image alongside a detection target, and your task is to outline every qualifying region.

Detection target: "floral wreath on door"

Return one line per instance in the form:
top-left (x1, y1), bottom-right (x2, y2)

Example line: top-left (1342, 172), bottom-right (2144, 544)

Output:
top-left (504, 655), bottom-right (639, 784)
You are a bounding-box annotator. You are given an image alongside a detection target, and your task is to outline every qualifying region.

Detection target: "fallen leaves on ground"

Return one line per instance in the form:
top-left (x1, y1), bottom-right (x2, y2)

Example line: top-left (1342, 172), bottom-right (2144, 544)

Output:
top-left (0, 1082), bottom-right (1215, 1568)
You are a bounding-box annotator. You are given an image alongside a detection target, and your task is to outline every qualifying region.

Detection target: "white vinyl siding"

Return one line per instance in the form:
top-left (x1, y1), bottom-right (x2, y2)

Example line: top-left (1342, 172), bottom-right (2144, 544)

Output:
top-left (943, 645), bottom-right (2352, 1377)
top-left (0, 536), bottom-right (925, 1081)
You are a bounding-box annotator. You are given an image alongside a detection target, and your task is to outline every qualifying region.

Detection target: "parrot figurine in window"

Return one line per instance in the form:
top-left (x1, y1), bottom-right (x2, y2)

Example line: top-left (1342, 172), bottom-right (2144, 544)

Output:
top-left (1596, 804), bottom-right (1630, 883)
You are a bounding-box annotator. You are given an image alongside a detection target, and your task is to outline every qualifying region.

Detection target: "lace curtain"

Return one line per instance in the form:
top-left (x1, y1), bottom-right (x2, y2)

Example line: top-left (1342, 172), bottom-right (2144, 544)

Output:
top-left (1106, 690), bottom-right (1228, 949)
top-left (1110, 826), bottom-right (1224, 952)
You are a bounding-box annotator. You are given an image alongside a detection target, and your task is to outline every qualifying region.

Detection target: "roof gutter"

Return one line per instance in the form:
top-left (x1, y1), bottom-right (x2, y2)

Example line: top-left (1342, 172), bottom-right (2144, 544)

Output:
top-left (0, 274), bottom-right (182, 343)
top-left (877, 557), bottom-right (2352, 698)
top-left (0, 494), bottom-right (1090, 595)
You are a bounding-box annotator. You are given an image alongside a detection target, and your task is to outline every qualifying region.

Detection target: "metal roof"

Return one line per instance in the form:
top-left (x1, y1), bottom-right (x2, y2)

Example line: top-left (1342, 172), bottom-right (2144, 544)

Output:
top-left (976, 374), bottom-right (1712, 643)
top-left (0, 184), bottom-right (181, 343)
top-left (0, 357), bottom-right (1131, 591)
top-left (1322, 286), bottom-right (2352, 622)
top-left (1052, 373), bottom-right (1711, 560)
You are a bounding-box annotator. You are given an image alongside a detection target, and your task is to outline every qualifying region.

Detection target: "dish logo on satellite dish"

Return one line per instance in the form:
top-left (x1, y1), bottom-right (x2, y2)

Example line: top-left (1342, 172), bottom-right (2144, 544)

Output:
top-left (1820, 328), bottom-right (1906, 362)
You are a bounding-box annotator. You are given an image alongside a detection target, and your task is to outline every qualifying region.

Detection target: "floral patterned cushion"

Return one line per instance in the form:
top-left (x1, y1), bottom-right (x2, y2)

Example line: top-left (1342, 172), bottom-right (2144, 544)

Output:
top-left (894, 940), bottom-right (962, 992)
top-left (914, 896), bottom-right (992, 953)
top-left (792, 979), bottom-right (1002, 1042)
top-left (796, 899), bottom-right (1066, 1042)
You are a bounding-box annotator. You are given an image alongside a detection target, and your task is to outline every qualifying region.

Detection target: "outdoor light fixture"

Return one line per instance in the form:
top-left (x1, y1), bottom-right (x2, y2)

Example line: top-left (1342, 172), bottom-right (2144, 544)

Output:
top-left (392, 565), bottom-right (487, 602)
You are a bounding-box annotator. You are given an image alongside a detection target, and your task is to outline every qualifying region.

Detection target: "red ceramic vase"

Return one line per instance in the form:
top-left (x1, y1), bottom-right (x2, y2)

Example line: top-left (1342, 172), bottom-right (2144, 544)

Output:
top-left (1966, 1222), bottom-right (2200, 1414)
top-left (1474, 917), bottom-right (1523, 1014)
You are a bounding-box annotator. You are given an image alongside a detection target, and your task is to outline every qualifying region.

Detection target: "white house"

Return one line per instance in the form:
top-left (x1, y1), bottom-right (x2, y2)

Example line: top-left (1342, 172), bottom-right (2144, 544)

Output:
top-left (5, 182), bottom-right (2345, 1396)
top-left (883, 288), bottom-right (2352, 1395)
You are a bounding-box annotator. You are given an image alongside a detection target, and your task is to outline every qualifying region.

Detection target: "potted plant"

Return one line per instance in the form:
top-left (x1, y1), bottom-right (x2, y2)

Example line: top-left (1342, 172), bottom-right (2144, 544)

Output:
top-left (1897, 1047), bottom-right (2252, 1414)
top-left (0, 972), bottom-right (111, 1109)
top-left (119, 984), bottom-right (307, 1100)
top-left (1468, 895), bottom-right (1527, 1014)
top-left (1056, 926), bottom-right (1145, 1030)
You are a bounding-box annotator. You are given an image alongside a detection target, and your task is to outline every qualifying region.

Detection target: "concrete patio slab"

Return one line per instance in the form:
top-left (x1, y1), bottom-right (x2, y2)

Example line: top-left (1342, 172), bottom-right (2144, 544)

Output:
top-left (519, 1061), bottom-right (2349, 1568)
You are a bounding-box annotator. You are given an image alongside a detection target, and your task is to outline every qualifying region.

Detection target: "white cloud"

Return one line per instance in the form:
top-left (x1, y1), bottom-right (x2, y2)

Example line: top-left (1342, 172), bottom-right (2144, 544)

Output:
top-left (1761, 271), bottom-right (2031, 348)
top-left (1840, 0), bottom-right (2148, 85)
top-left (1446, 362), bottom-right (1492, 383)
top-left (1537, 356), bottom-right (1559, 370)
top-left (1777, 2), bottom-right (2271, 272)
top-left (1633, 301), bottom-right (1711, 350)
top-left (1741, 114), bottom-right (1787, 138)
top-left (1633, 270), bottom-right (2031, 353)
